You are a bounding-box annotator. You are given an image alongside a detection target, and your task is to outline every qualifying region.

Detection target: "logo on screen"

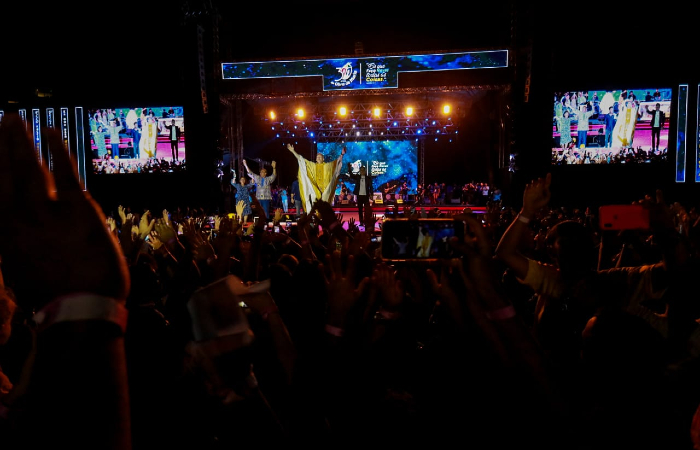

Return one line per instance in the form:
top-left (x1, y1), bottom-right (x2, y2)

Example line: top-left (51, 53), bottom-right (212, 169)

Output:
top-left (331, 62), bottom-right (357, 87)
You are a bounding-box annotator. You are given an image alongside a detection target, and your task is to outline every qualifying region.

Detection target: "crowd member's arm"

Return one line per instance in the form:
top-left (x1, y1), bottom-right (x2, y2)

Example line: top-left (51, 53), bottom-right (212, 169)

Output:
top-left (241, 288), bottom-right (297, 385)
top-left (209, 216), bottom-right (240, 281)
top-left (428, 214), bottom-right (569, 415)
top-left (322, 250), bottom-right (370, 345)
top-left (0, 113), bottom-right (132, 449)
top-left (495, 173), bottom-right (551, 279)
top-left (294, 207), bottom-right (317, 261)
top-left (312, 198), bottom-right (352, 243)
top-left (243, 194), bottom-right (268, 282)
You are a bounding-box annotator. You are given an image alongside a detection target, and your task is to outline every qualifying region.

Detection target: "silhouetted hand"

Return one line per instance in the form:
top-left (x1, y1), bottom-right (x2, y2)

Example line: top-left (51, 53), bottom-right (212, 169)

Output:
top-left (0, 113), bottom-right (130, 308)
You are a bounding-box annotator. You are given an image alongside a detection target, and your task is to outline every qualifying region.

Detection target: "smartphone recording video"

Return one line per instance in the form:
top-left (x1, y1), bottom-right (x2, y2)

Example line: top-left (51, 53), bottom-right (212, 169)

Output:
top-left (381, 218), bottom-right (463, 261)
top-left (599, 204), bottom-right (650, 230)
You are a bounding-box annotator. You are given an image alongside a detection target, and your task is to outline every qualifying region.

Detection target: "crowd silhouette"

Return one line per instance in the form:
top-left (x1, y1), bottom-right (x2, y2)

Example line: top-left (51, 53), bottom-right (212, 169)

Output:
top-left (1, 112), bottom-right (700, 449)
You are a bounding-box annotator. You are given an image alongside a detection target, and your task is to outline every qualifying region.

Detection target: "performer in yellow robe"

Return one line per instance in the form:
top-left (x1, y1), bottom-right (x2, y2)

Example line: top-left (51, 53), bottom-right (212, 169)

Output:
top-left (286, 143), bottom-right (346, 213)
top-left (139, 115), bottom-right (159, 158)
top-left (612, 100), bottom-right (639, 149)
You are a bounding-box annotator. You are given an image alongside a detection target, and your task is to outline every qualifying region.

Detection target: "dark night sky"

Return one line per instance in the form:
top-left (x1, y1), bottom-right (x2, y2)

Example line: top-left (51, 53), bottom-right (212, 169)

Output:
top-left (1, 2), bottom-right (515, 102)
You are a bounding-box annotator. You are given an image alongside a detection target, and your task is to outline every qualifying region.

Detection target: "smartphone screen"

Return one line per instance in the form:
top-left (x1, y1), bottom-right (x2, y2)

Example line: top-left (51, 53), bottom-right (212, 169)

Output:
top-left (381, 218), bottom-right (463, 261)
top-left (599, 204), bottom-right (649, 230)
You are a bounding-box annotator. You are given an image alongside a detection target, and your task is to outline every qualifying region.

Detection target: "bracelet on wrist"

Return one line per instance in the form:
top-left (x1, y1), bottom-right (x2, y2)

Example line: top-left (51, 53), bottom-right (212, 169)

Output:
top-left (517, 214), bottom-right (531, 224)
top-left (375, 307), bottom-right (401, 321)
top-left (32, 293), bottom-right (128, 333)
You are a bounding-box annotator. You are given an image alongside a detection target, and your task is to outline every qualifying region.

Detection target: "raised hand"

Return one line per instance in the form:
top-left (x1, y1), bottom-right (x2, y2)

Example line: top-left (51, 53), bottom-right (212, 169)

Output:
top-left (106, 216), bottom-right (117, 234)
top-left (312, 198), bottom-right (337, 228)
top-left (0, 113), bottom-right (130, 307)
top-left (118, 205), bottom-right (127, 224)
top-left (138, 210), bottom-right (156, 240)
top-left (273, 208), bottom-right (283, 224)
top-left (365, 261), bottom-right (404, 321)
top-left (347, 216), bottom-right (358, 233)
top-left (522, 173), bottom-right (552, 217)
top-left (321, 250), bottom-right (369, 329)
top-left (154, 217), bottom-right (178, 248)
top-left (146, 229), bottom-right (164, 251)
top-left (364, 207), bottom-right (378, 231)
top-left (0, 112), bottom-right (134, 450)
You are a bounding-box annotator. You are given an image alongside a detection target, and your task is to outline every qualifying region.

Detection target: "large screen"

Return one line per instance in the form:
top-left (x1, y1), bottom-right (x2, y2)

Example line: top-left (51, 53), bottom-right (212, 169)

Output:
top-left (317, 140), bottom-right (419, 195)
top-left (551, 88), bottom-right (673, 165)
top-left (88, 106), bottom-right (186, 174)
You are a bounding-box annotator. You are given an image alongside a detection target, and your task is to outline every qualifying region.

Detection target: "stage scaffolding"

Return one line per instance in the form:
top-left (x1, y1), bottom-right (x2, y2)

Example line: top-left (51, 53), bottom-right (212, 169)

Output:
top-left (220, 84), bottom-right (512, 190)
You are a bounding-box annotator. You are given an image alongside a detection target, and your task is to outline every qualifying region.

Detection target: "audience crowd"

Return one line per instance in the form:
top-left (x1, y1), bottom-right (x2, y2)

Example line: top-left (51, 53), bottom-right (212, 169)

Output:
top-left (1, 112), bottom-right (700, 449)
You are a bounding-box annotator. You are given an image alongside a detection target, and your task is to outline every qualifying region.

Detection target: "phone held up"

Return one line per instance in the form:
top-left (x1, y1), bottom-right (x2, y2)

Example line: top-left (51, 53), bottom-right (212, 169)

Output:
top-left (380, 218), bottom-right (463, 262)
top-left (598, 204), bottom-right (650, 231)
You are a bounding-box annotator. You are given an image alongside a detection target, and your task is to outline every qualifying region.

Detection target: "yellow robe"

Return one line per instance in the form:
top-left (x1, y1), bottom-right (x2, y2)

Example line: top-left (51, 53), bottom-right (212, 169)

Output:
top-left (290, 149), bottom-right (344, 213)
top-left (612, 102), bottom-right (638, 148)
top-left (140, 119), bottom-right (159, 158)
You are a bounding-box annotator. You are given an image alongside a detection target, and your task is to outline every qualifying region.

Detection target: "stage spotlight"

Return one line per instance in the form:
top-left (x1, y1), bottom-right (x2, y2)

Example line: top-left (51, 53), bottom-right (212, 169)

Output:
top-left (373, 107), bottom-right (381, 117)
top-left (339, 106), bottom-right (347, 116)
top-left (442, 104), bottom-right (451, 114)
top-left (269, 111), bottom-right (276, 120)
top-left (405, 106), bottom-right (414, 116)
top-left (297, 108), bottom-right (305, 119)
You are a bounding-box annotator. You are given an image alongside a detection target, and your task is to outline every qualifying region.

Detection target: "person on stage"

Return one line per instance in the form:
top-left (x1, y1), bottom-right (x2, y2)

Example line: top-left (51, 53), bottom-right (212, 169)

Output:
top-left (243, 159), bottom-right (277, 218)
top-left (286, 143), bottom-right (345, 213)
top-left (139, 113), bottom-right (159, 159)
top-left (347, 164), bottom-right (374, 225)
top-left (163, 119), bottom-right (181, 161)
top-left (230, 172), bottom-right (254, 224)
top-left (612, 99), bottom-right (640, 149)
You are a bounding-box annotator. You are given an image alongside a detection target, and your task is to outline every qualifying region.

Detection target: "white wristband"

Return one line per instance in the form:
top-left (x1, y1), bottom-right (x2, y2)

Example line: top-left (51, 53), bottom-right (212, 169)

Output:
top-left (33, 293), bottom-right (128, 333)
top-left (517, 214), bottom-right (531, 224)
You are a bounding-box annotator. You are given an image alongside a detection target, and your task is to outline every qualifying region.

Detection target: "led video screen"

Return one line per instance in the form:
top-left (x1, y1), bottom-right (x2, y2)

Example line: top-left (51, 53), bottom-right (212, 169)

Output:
top-left (89, 106), bottom-right (186, 174)
top-left (317, 140), bottom-right (419, 195)
top-left (552, 88), bottom-right (673, 165)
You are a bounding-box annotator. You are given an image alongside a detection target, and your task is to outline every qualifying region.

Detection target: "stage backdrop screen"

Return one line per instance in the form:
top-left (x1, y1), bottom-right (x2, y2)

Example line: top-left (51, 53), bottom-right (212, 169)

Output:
top-left (317, 140), bottom-right (418, 195)
top-left (88, 106), bottom-right (186, 174)
top-left (551, 88), bottom-right (673, 165)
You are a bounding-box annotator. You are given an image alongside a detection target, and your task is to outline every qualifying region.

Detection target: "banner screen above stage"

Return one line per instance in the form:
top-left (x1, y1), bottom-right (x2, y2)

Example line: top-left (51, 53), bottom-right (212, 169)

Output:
top-left (222, 50), bottom-right (508, 91)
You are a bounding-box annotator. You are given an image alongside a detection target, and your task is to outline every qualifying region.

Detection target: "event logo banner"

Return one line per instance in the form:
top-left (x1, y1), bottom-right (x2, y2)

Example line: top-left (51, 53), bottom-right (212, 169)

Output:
top-left (222, 50), bottom-right (508, 91)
